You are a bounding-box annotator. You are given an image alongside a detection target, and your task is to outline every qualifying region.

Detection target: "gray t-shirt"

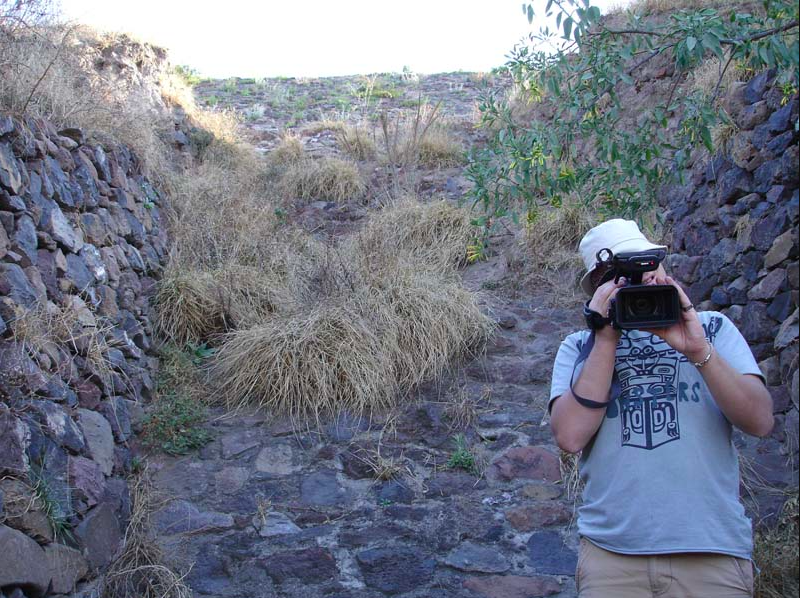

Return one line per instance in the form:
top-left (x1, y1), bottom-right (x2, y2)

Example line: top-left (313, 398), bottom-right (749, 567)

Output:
top-left (549, 311), bottom-right (764, 559)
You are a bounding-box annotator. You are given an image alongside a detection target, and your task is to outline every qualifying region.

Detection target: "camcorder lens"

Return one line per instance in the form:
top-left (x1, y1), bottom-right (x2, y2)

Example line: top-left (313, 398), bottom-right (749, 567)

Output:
top-left (614, 285), bottom-right (679, 329)
top-left (628, 294), bottom-right (661, 318)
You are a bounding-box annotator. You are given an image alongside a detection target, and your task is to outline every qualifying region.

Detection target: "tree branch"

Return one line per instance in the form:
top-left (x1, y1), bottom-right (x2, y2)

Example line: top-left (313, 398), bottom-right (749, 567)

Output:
top-left (720, 20), bottom-right (799, 45)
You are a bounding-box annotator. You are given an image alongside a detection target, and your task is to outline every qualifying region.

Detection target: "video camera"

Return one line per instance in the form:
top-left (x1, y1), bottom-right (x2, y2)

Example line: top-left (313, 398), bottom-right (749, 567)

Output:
top-left (597, 247), bottom-right (681, 330)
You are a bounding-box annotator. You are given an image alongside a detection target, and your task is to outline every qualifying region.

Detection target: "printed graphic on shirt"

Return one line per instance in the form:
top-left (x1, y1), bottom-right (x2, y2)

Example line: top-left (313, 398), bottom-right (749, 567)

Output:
top-left (598, 315), bottom-right (724, 450)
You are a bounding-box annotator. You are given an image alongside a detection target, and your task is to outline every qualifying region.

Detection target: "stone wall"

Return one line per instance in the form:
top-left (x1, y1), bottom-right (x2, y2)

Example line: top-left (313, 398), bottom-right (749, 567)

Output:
top-left (662, 72), bottom-right (799, 507)
top-left (0, 113), bottom-right (168, 596)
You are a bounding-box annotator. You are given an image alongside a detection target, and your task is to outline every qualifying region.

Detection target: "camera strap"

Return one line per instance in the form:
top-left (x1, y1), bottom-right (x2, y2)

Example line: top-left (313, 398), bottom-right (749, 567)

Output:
top-left (569, 331), bottom-right (621, 410)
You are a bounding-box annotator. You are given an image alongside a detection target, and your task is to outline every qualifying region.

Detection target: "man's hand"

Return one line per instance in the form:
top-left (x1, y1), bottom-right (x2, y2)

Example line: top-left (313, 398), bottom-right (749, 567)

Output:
top-left (588, 277), bottom-right (625, 343)
top-left (640, 274), bottom-right (708, 361)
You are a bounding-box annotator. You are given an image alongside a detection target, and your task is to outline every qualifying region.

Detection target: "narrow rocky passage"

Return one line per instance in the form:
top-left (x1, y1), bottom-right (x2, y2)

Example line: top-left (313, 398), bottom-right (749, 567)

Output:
top-left (148, 282), bottom-right (585, 598)
top-left (147, 72), bottom-right (588, 598)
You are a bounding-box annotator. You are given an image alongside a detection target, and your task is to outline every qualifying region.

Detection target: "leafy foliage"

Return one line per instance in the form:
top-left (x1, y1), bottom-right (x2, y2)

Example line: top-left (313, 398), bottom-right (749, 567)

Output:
top-left (141, 344), bottom-right (213, 455)
top-left (466, 0), bottom-right (799, 224)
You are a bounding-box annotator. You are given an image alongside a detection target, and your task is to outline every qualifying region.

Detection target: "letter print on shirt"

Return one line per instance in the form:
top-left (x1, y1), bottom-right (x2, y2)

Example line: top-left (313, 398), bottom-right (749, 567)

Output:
top-left (610, 335), bottom-right (681, 450)
top-left (574, 315), bottom-right (724, 450)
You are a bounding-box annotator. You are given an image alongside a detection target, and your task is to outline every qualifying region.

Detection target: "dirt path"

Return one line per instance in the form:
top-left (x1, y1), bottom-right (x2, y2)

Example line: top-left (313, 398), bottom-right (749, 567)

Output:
top-left (148, 72), bottom-right (587, 598)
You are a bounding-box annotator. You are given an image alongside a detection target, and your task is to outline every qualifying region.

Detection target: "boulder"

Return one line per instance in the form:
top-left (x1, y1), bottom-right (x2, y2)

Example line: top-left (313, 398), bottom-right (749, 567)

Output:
top-left (74, 502), bottom-right (121, 570)
top-left (489, 446), bottom-right (561, 483)
top-left (41, 201), bottom-right (84, 252)
top-left (0, 262), bottom-right (39, 308)
top-left (444, 542), bottom-right (510, 573)
top-left (78, 408), bottom-right (115, 476)
top-left (464, 575), bottom-right (561, 598)
top-left (44, 542), bottom-right (89, 594)
top-left (0, 524), bottom-right (52, 596)
top-left (0, 407), bottom-right (29, 475)
top-left (0, 141), bottom-right (23, 194)
top-left (0, 478), bottom-right (54, 544)
top-left (357, 547), bottom-right (436, 594)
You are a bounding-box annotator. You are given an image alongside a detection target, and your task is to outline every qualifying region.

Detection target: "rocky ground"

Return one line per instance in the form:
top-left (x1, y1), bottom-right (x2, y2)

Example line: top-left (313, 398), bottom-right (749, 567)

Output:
top-left (144, 72), bottom-right (590, 598)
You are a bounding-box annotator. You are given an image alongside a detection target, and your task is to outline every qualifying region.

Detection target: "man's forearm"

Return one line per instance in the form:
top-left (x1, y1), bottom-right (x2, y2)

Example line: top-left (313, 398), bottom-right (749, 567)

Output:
top-left (688, 346), bottom-right (774, 437)
top-left (551, 333), bottom-right (618, 453)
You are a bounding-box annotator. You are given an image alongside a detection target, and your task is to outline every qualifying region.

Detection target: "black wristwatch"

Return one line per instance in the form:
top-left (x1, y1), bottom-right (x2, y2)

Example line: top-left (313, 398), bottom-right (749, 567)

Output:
top-left (583, 300), bottom-right (612, 331)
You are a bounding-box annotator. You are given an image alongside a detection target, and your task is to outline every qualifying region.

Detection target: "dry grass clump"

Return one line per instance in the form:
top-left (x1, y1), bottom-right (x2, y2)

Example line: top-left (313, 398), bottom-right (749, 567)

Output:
top-left (378, 101), bottom-right (445, 168)
top-left (209, 263), bottom-right (298, 329)
top-left (278, 156), bottom-right (366, 202)
top-left (152, 269), bottom-right (224, 345)
top-left (336, 124), bottom-right (377, 161)
top-left (418, 125), bottom-right (465, 168)
top-left (267, 132), bottom-right (306, 167)
top-left (520, 200), bottom-right (596, 283)
top-left (197, 198), bottom-right (492, 422)
top-left (102, 472), bottom-right (191, 598)
top-left (348, 196), bottom-right (475, 271)
top-left (688, 57), bottom-right (742, 102)
top-left (209, 266), bottom-right (493, 421)
top-left (359, 270), bottom-right (494, 389)
top-left (301, 118), bottom-right (348, 135)
top-left (210, 304), bottom-right (396, 419)
top-left (9, 299), bottom-right (117, 386)
top-left (753, 494), bottom-right (799, 598)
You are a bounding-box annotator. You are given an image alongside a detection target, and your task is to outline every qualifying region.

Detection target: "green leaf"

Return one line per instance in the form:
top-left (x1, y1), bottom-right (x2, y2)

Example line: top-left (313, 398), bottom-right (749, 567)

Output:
top-left (563, 16), bottom-right (573, 40)
top-left (686, 36), bottom-right (697, 51)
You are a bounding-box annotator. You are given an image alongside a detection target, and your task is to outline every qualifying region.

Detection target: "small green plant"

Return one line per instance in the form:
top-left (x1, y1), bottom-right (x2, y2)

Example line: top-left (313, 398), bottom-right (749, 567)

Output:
top-left (144, 200), bottom-right (155, 210)
top-left (378, 498), bottom-right (393, 507)
top-left (204, 95), bottom-right (218, 107)
top-left (142, 393), bottom-right (213, 455)
top-left (130, 455), bottom-right (145, 474)
top-left (222, 78), bottom-right (238, 93)
top-left (186, 341), bottom-right (216, 366)
top-left (142, 344), bottom-right (213, 455)
top-left (29, 462), bottom-right (74, 544)
top-left (174, 64), bottom-right (202, 86)
top-left (447, 434), bottom-right (477, 473)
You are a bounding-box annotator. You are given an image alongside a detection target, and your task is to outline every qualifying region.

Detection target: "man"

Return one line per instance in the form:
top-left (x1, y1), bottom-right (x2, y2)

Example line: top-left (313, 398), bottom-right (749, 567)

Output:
top-left (549, 219), bottom-right (774, 598)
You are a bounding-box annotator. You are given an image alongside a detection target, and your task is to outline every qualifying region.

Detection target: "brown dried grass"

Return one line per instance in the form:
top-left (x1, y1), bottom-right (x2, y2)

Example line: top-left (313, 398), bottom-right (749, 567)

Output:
top-left (102, 471), bottom-right (192, 598)
top-left (346, 196), bottom-right (475, 272)
top-left (517, 200), bottom-right (596, 287)
top-left (336, 123), bottom-right (377, 161)
top-left (418, 125), bottom-right (464, 168)
top-left (9, 299), bottom-right (119, 389)
top-left (754, 494), bottom-right (799, 598)
top-left (210, 304), bottom-right (396, 420)
top-left (277, 156), bottom-right (366, 202)
top-left (152, 269), bottom-right (224, 346)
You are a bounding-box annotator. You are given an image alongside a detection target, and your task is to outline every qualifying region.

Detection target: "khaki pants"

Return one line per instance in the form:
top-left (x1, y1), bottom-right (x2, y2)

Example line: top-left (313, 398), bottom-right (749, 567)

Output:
top-left (576, 538), bottom-right (754, 598)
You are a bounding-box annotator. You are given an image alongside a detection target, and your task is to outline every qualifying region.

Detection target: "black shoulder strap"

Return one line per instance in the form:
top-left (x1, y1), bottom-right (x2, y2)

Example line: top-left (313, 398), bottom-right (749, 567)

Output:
top-left (569, 331), bottom-right (621, 409)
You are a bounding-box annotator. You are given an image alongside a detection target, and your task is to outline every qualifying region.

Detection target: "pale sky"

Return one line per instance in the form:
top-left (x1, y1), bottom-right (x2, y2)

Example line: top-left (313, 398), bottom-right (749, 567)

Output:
top-left (60, 0), bottom-right (630, 78)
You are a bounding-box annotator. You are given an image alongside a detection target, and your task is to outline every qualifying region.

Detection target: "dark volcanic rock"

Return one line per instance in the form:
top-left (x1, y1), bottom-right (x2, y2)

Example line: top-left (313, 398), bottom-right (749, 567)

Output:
top-left (75, 502), bottom-right (122, 570)
top-left (463, 575), bottom-right (561, 598)
top-left (489, 446), bottom-right (561, 483)
top-left (263, 546), bottom-right (337, 584)
top-left (300, 469), bottom-right (351, 506)
top-left (357, 546), bottom-right (436, 594)
top-left (527, 530), bottom-right (578, 575)
top-left (444, 541), bottom-right (510, 573)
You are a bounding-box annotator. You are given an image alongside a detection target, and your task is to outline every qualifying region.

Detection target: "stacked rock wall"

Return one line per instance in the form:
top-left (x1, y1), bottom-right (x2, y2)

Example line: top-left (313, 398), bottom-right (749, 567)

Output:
top-left (0, 113), bottom-right (168, 596)
top-left (662, 72), bottom-right (799, 501)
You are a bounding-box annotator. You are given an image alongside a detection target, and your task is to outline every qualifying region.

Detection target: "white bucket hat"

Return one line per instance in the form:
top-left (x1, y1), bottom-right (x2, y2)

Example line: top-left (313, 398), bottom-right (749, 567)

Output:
top-left (578, 219), bottom-right (667, 296)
